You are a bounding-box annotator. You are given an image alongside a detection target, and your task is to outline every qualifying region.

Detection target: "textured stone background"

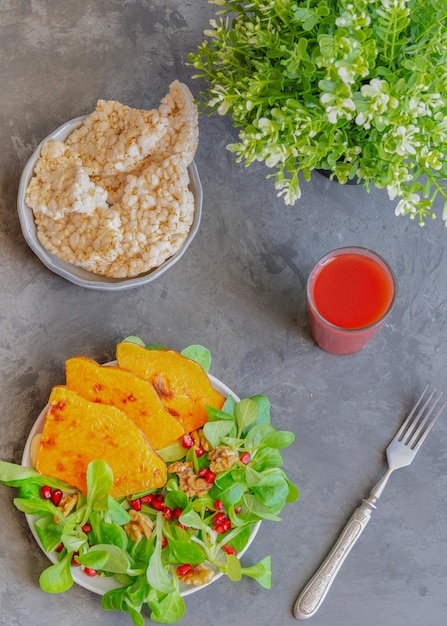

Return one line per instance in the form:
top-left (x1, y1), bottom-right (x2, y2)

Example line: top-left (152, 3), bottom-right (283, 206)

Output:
top-left (1, 2), bottom-right (447, 626)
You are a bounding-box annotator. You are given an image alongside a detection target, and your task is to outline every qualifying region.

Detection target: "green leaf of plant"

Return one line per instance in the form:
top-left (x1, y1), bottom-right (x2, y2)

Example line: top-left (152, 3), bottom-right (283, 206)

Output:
top-left (86, 544), bottom-right (132, 573)
top-left (262, 430), bottom-right (295, 449)
top-left (236, 398), bottom-right (258, 436)
top-left (60, 532), bottom-right (86, 553)
top-left (0, 461), bottom-right (73, 491)
top-left (164, 490), bottom-right (188, 511)
top-left (286, 479), bottom-right (300, 503)
top-left (122, 335), bottom-right (145, 346)
top-left (147, 540), bottom-right (174, 594)
top-left (107, 495), bottom-right (131, 525)
top-left (158, 439), bottom-right (187, 462)
top-left (217, 481), bottom-right (246, 508)
top-left (39, 553), bottom-right (73, 593)
top-left (203, 420), bottom-right (235, 448)
top-left (77, 549), bottom-right (109, 570)
top-left (128, 605), bottom-right (146, 626)
top-left (181, 344), bottom-right (211, 372)
top-left (244, 423), bottom-right (277, 449)
top-left (250, 395), bottom-right (271, 424)
top-left (224, 554), bottom-right (242, 582)
top-left (34, 516), bottom-right (63, 553)
top-left (86, 460), bottom-right (113, 511)
top-left (98, 521), bottom-right (129, 550)
top-left (148, 589), bottom-right (185, 624)
top-left (13, 497), bottom-right (61, 519)
top-left (102, 586), bottom-right (130, 612)
top-left (241, 555), bottom-right (272, 589)
top-left (0, 461), bottom-right (47, 485)
top-left (168, 538), bottom-right (206, 565)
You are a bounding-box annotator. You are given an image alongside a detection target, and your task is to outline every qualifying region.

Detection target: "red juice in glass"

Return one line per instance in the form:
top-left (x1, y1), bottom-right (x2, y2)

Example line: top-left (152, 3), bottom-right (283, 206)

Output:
top-left (306, 247), bottom-right (395, 355)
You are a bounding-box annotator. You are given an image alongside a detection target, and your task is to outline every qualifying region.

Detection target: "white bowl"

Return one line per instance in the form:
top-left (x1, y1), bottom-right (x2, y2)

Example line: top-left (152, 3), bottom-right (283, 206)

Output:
top-left (17, 116), bottom-right (203, 291)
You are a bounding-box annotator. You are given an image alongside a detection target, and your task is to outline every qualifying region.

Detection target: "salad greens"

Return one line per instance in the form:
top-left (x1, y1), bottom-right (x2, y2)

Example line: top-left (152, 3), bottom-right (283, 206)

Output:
top-left (189, 0), bottom-right (447, 225)
top-left (0, 340), bottom-right (298, 624)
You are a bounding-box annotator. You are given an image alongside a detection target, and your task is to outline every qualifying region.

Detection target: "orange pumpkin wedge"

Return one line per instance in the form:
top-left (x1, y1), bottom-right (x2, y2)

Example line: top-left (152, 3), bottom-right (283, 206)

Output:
top-left (36, 385), bottom-right (167, 498)
top-left (65, 356), bottom-right (185, 450)
top-left (116, 342), bottom-right (225, 433)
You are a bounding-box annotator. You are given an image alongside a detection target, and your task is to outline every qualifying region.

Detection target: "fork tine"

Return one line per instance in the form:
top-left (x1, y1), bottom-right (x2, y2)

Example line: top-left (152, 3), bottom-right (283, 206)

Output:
top-left (409, 396), bottom-right (447, 450)
top-left (402, 387), bottom-right (438, 445)
top-left (396, 384), bottom-right (431, 442)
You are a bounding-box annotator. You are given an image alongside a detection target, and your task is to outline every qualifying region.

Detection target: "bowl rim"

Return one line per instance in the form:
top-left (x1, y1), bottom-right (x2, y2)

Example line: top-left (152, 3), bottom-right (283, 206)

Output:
top-left (17, 116), bottom-right (203, 291)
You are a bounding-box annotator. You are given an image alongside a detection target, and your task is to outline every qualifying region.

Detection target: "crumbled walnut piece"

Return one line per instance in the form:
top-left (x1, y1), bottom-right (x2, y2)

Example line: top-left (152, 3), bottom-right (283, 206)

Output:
top-left (124, 509), bottom-right (154, 542)
top-left (178, 563), bottom-right (215, 587)
top-left (208, 446), bottom-right (239, 473)
top-left (54, 493), bottom-right (78, 523)
top-left (191, 428), bottom-right (211, 452)
top-left (167, 461), bottom-right (213, 497)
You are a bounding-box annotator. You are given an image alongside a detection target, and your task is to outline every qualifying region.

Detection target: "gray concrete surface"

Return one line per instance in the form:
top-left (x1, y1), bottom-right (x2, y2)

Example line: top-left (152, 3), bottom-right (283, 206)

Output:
top-left (1, 2), bottom-right (447, 626)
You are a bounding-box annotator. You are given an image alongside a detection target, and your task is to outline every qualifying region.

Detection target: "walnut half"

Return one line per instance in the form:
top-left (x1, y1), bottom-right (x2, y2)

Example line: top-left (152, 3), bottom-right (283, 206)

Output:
top-left (167, 461), bottom-right (213, 497)
top-left (208, 446), bottom-right (239, 473)
top-left (124, 509), bottom-right (154, 542)
top-left (53, 493), bottom-right (79, 524)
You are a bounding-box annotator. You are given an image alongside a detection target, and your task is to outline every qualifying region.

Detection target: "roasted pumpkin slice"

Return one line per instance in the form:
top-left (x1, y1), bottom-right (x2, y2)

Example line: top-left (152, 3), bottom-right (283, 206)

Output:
top-left (65, 356), bottom-right (185, 450)
top-left (116, 342), bottom-right (225, 433)
top-left (36, 385), bottom-right (167, 498)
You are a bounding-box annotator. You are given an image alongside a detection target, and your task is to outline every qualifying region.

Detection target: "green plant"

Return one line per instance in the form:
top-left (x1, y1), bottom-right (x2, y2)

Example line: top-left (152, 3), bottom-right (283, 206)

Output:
top-left (189, 0), bottom-right (447, 225)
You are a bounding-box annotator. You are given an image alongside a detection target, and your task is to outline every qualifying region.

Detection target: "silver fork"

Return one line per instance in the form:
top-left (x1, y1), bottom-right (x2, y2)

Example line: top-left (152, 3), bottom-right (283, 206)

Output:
top-left (294, 385), bottom-right (446, 620)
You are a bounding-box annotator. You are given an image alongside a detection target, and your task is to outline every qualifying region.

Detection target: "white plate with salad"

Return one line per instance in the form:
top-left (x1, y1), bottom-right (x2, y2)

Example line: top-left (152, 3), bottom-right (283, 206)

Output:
top-left (20, 373), bottom-right (262, 597)
top-left (0, 341), bottom-right (297, 624)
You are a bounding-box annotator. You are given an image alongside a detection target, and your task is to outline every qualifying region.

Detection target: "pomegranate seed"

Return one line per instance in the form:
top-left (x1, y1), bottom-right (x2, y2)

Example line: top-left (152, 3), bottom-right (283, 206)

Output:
top-left (71, 554), bottom-right (81, 566)
top-left (151, 494), bottom-right (165, 510)
top-left (140, 494), bottom-right (153, 504)
top-left (214, 499), bottom-right (225, 511)
top-left (240, 452), bottom-right (251, 465)
top-left (83, 567), bottom-right (97, 577)
top-left (182, 434), bottom-right (194, 448)
top-left (205, 470), bottom-right (216, 484)
top-left (161, 536), bottom-right (168, 548)
top-left (162, 506), bottom-right (174, 520)
top-left (195, 446), bottom-right (205, 457)
top-left (51, 489), bottom-right (63, 506)
top-left (213, 524), bottom-right (227, 535)
top-left (176, 564), bottom-right (192, 577)
top-left (213, 512), bottom-right (227, 526)
top-left (177, 522), bottom-right (188, 531)
top-left (130, 498), bottom-right (142, 511)
top-left (173, 507), bottom-right (183, 518)
top-left (197, 468), bottom-right (217, 484)
top-left (81, 523), bottom-right (92, 533)
top-left (40, 485), bottom-right (52, 500)
top-left (223, 544), bottom-right (237, 555)
top-left (215, 519), bottom-right (232, 534)
top-left (234, 505), bottom-right (242, 514)
top-left (55, 543), bottom-right (64, 553)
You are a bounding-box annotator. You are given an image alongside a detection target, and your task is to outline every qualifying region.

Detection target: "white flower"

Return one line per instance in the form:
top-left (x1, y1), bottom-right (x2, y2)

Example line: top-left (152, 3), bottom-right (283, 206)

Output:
top-left (265, 146), bottom-right (287, 167)
top-left (394, 125), bottom-right (421, 156)
top-left (394, 193), bottom-right (420, 217)
top-left (355, 112), bottom-right (370, 129)
top-left (360, 78), bottom-right (385, 98)
top-left (337, 66), bottom-right (355, 84)
top-left (321, 91), bottom-right (356, 124)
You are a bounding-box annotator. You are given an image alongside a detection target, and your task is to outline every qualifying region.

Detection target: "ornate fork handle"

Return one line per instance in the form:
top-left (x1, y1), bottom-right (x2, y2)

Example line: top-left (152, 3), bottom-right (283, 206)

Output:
top-left (293, 499), bottom-right (376, 620)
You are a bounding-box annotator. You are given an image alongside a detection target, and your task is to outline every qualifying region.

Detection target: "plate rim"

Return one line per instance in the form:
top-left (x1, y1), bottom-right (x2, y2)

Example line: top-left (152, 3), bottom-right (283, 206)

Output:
top-left (17, 116), bottom-right (203, 291)
top-left (21, 369), bottom-right (261, 598)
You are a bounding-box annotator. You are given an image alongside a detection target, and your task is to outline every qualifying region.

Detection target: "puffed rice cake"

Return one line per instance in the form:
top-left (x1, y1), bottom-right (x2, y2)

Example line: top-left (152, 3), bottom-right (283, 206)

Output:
top-left (25, 80), bottom-right (199, 278)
